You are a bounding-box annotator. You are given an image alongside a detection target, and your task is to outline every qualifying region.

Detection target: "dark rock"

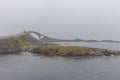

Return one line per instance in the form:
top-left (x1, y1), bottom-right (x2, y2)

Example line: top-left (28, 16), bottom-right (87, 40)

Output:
top-left (30, 45), bottom-right (120, 57)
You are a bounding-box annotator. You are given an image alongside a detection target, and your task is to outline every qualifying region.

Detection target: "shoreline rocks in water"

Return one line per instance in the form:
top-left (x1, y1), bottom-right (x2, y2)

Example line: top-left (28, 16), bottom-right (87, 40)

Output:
top-left (30, 45), bottom-right (120, 57)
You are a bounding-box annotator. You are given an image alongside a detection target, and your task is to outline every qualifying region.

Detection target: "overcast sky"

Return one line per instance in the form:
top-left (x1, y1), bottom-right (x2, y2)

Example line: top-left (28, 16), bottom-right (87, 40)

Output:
top-left (0, 0), bottom-right (120, 40)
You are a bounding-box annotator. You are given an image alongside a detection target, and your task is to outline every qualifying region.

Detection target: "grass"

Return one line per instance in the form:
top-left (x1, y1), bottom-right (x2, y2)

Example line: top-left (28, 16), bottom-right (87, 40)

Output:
top-left (32, 45), bottom-right (95, 56)
top-left (14, 36), bottom-right (30, 47)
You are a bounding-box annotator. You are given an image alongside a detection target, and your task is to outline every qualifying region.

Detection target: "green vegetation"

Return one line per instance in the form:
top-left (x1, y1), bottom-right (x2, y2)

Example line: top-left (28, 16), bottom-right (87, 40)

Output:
top-left (58, 46), bottom-right (92, 56)
top-left (32, 45), bottom-right (119, 56)
top-left (32, 45), bottom-right (61, 55)
top-left (14, 36), bottom-right (30, 47)
top-left (32, 45), bottom-right (98, 56)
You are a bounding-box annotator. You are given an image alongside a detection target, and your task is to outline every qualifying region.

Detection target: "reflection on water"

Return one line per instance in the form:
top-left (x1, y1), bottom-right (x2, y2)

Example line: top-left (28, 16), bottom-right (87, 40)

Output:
top-left (0, 52), bottom-right (119, 80)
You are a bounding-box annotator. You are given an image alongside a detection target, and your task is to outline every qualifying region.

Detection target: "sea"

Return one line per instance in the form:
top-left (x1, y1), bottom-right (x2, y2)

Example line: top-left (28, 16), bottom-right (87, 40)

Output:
top-left (0, 42), bottom-right (120, 80)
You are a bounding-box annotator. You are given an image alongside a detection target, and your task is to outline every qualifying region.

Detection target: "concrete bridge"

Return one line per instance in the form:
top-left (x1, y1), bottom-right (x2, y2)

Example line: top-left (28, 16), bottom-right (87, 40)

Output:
top-left (25, 31), bottom-right (75, 42)
top-left (25, 31), bottom-right (120, 43)
top-left (26, 31), bottom-right (47, 40)
top-left (21, 31), bottom-right (68, 42)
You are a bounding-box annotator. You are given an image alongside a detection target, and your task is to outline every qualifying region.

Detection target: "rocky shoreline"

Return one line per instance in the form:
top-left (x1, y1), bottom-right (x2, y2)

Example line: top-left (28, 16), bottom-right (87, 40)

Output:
top-left (30, 45), bottom-right (120, 57)
top-left (0, 31), bottom-right (120, 57)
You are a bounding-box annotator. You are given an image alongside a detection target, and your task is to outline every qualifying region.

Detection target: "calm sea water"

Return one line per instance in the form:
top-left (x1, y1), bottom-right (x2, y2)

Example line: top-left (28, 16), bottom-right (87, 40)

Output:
top-left (0, 42), bottom-right (120, 80)
top-left (52, 42), bottom-right (120, 50)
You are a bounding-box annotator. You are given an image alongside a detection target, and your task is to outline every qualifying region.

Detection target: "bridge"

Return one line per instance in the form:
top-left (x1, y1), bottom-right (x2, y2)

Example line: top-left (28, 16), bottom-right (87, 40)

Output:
top-left (26, 31), bottom-right (47, 40)
top-left (25, 31), bottom-right (120, 43)
top-left (25, 31), bottom-right (75, 42)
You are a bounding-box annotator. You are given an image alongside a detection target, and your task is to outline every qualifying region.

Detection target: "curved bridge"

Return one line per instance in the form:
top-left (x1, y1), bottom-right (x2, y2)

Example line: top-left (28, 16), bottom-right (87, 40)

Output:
top-left (26, 31), bottom-right (47, 40)
top-left (25, 31), bottom-right (74, 42)
top-left (0, 30), bottom-right (68, 42)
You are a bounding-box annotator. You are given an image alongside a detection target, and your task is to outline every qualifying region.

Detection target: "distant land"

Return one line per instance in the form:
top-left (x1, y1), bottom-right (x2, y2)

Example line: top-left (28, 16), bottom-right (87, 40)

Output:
top-left (41, 36), bottom-right (120, 43)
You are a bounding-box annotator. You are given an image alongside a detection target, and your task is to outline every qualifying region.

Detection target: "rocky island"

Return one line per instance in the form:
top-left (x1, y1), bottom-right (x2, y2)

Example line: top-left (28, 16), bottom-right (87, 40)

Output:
top-left (0, 31), bottom-right (120, 57)
top-left (30, 45), bottom-right (120, 56)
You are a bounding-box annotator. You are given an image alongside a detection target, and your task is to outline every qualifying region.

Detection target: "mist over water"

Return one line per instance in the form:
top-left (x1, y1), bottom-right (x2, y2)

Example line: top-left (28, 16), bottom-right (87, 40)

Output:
top-left (0, 0), bottom-right (119, 40)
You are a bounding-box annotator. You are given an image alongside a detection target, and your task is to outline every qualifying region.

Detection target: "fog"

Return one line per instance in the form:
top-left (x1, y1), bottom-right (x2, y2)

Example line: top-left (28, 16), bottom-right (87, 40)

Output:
top-left (0, 0), bottom-right (120, 40)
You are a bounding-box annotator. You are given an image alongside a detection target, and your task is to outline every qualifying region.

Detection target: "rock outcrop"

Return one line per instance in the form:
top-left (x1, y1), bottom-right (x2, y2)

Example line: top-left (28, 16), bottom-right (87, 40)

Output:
top-left (30, 45), bottom-right (120, 56)
top-left (0, 32), bottom-right (43, 53)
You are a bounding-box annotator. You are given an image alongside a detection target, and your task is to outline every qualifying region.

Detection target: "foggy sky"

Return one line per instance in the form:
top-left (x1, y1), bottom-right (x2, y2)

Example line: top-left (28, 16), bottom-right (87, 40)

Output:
top-left (0, 0), bottom-right (120, 40)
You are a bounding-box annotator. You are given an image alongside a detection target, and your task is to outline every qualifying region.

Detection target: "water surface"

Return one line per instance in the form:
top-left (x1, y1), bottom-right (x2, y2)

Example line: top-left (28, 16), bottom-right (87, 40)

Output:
top-left (52, 42), bottom-right (120, 50)
top-left (0, 42), bottom-right (120, 80)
